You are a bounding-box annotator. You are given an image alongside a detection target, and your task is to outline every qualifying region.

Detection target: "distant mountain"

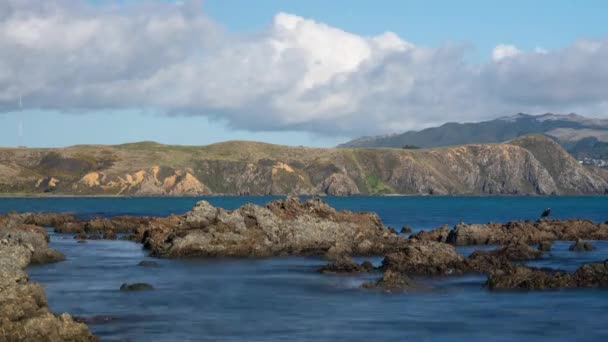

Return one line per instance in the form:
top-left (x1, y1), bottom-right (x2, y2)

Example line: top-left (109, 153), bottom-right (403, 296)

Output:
top-left (338, 113), bottom-right (608, 165)
top-left (1, 135), bottom-right (607, 196)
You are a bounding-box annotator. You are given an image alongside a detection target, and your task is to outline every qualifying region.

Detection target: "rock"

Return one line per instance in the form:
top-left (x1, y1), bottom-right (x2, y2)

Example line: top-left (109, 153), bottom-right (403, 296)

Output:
top-left (74, 315), bottom-right (115, 325)
top-left (74, 232), bottom-right (87, 240)
top-left (486, 260), bottom-right (608, 290)
top-left (538, 241), bottom-right (553, 252)
top-left (400, 226), bottom-right (413, 234)
top-left (410, 224), bottom-right (450, 243)
top-left (138, 260), bottom-right (160, 267)
top-left (380, 240), bottom-right (465, 276)
top-left (414, 219), bottom-right (608, 245)
top-left (77, 240), bottom-right (87, 244)
top-left (120, 283), bottom-right (154, 291)
top-left (0, 224), bottom-right (66, 265)
top-left (0, 230), bottom-right (95, 341)
top-left (569, 239), bottom-right (596, 252)
top-left (142, 197), bottom-right (405, 258)
top-left (321, 173), bottom-right (360, 196)
top-left (87, 234), bottom-right (102, 240)
top-left (362, 270), bottom-right (420, 293)
top-left (471, 242), bottom-right (543, 262)
top-left (103, 230), bottom-right (117, 240)
top-left (318, 257), bottom-right (374, 274)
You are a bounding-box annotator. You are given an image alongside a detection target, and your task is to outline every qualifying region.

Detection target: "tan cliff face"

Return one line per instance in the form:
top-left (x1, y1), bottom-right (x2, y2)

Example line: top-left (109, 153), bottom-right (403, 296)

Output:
top-left (0, 135), bottom-right (606, 196)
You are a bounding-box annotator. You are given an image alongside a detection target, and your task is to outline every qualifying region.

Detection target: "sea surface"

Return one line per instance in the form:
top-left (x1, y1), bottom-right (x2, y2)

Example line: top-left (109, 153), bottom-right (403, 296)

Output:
top-left (1, 196), bottom-right (607, 341)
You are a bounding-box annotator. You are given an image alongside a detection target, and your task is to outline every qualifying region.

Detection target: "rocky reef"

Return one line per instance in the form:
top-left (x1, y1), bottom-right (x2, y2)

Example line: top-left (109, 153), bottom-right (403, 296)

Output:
top-left (0, 224), bottom-right (96, 341)
top-left (412, 219), bottom-right (608, 245)
top-left (140, 196), bottom-right (405, 257)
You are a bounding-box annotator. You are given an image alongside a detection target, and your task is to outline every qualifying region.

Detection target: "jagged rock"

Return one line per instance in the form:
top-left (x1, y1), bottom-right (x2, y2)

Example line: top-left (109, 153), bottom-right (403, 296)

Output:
top-left (414, 219), bottom-right (608, 245)
top-left (102, 230), bottom-right (117, 240)
top-left (0, 225), bottom-right (65, 265)
top-left (400, 226), bottom-right (413, 234)
top-left (138, 260), bottom-right (160, 267)
top-left (362, 270), bottom-right (420, 293)
top-left (410, 224), bottom-right (450, 243)
top-left (380, 240), bottom-right (465, 276)
top-left (74, 315), bottom-right (115, 325)
top-left (569, 239), bottom-right (596, 252)
top-left (538, 241), bottom-right (553, 252)
top-left (318, 257), bottom-right (374, 274)
top-left (120, 283), bottom-right (154, 291)
top-left (0, 229), bottom-right (95, 341)
top-left (471, 242), bottom-right (544, 261)
top-left (141, 197), bottom-right (405, 258)
top-left (486, 260), bottom-right (608, 290)
top-left (321, 173), bottom-right (360, 196)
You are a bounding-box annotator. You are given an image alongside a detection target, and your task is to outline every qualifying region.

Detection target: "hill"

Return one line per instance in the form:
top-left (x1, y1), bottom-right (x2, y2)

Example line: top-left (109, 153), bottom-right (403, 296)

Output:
top-left (338, 113), bottom-right (608, 167)
top-left (0, 135), bottom-right (607, 196)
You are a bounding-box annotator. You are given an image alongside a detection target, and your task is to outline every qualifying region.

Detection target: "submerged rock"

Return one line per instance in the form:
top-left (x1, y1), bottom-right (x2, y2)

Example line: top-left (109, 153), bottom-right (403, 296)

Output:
top-left (318, 257), bottom-right (374, 274)
top-left (569, 239), bottom-right (596, 252)
top-left (120, 283), bottom-right (154, 291)
top-left (362, 270), bottom-right (420, 293)
top-left (141, 197), bottom-right (405, 258)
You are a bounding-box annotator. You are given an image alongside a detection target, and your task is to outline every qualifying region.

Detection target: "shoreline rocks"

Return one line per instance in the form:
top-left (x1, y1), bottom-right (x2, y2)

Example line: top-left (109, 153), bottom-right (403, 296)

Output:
top-left (569, 239), bottom-right (596, 252)
top-left (318, 257), bottom-right (374, 274)
top-left (412, 219), bottom-right (608, 245)
top-left (0, 226), bottom-right (96, 341)
top-left (140, 196), bottom-right (406, 258)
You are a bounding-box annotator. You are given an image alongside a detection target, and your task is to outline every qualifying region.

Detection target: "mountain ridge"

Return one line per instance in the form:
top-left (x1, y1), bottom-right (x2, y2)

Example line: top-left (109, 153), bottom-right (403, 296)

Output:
top-left (0, 135), bottom-right (607, 196)
top-left (338, 113), bottom-right (608, 166)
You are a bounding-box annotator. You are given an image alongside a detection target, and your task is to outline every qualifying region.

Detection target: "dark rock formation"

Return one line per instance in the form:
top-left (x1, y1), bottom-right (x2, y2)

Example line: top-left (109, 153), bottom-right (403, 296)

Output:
top-left (538, 241), bottom-right (553, 252)
top-left (380, 240), bottom-right (466, 276)
top-left (0, 228), bottom-right (95, 341)
top-left (120, 283), bottom-right (154, 291)
top-left (569, 239), bottom-right (596, 252)
top-left (412, 219), bottom-right (608, 245)
top-left (141, 197), bottom-right (405, 258)
top-left (471, 242), bottom-right (544, 261)
top-left (362, 270), bottom-right (420, 293)
top-left (400, 226), bottom-right (413, 234)
top-left (486, 260), bottom-right (608, 290)
top-left (318, 257), bottom-right (374, 274)
top-left (410, 224), bottom-right (450, 243)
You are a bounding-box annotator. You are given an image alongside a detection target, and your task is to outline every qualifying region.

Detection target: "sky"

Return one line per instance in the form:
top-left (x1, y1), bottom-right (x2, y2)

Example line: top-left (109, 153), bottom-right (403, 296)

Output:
top-left (1, 0), bottom-right (608, 147)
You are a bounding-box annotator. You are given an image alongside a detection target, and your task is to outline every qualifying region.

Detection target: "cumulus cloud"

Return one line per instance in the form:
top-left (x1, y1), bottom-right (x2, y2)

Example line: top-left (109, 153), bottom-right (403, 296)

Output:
top-left (1, 0), bottom-right (608, 136)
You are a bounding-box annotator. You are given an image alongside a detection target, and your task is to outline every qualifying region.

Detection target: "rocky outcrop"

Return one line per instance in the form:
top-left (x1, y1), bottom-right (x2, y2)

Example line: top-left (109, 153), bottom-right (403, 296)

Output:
top-left (0, 225), bottom-right (65, 264)
top-left (380, 240), bottom-right (465, 276)
top-left (141, 196), bottom-right (405, 258)
top-left (569, 239), bottom-right (596, 252)
top-left (0, 228), bottom-right (95, 341)
top-left (362, 270), bottom-right (420, 293)
top-left (318, 257), bottom-right (374, 274)
top-left (1, 135), bottom-right (607, 196)
top-left (412, 219), bottom-right (608, 245)
top-left (486, 261), bottom-right (608, 290)
top-left (321, 173), bottom-right (360, 195)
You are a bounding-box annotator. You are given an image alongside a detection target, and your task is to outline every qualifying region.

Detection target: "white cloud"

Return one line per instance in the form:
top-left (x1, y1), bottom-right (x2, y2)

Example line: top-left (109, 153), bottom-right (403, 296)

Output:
top-left (1, 0), bottom-right (608, 137)
top-left (492, 44), bottom-right (521, 61)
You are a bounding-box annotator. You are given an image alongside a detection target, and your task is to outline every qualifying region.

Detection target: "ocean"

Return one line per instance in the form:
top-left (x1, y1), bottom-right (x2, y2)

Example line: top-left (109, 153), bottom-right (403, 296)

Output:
top-left (3, 196), bottom-right (607, 341)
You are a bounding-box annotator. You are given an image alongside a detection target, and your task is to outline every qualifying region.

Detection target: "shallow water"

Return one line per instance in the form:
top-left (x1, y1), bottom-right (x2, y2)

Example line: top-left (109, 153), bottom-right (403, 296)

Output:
top-left (4, 196), bottom-right (608, 341)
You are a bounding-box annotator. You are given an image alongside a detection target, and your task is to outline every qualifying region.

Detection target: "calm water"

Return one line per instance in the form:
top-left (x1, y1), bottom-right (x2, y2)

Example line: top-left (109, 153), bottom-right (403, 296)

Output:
top-left (2, 196), bottom-right (607, 341)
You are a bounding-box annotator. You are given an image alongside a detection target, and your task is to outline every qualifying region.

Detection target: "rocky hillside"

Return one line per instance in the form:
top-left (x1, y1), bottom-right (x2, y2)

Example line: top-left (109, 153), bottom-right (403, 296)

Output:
top-left (339, 113), bottom-right (608, 164)
top-left (0, 135), bottom-right (607, 196)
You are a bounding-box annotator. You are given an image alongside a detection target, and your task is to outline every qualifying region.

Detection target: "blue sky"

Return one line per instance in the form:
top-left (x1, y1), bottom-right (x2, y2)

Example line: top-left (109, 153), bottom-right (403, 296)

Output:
top-left (1, 0), bottom-right (608, 148)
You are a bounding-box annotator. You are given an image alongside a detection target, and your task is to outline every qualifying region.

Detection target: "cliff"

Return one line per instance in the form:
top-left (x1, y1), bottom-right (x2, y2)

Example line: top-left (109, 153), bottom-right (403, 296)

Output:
top-left (0, 135), bottom-right (607, 196)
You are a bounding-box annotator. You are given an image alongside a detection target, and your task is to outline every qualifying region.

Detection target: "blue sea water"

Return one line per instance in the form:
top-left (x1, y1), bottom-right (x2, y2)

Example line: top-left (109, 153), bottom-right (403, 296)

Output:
top-left (2, 196), bottom-right (607, 341)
